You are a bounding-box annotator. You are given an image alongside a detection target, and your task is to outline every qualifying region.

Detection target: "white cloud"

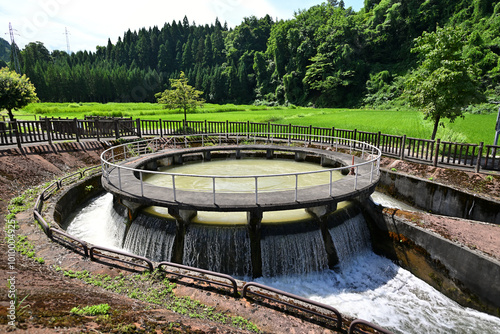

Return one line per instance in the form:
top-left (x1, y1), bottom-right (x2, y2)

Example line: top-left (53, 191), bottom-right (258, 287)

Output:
top-left (1, 0), bottom-right (364, 52)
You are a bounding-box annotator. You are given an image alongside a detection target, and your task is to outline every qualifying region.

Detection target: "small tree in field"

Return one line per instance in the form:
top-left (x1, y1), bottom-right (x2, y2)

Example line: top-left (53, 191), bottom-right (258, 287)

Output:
top-left (0, 67), bottom-right (39, 121)
top-left (155, 71), bottom-right (204, 123)
top-left (404, 25), bottom-right (484, 140)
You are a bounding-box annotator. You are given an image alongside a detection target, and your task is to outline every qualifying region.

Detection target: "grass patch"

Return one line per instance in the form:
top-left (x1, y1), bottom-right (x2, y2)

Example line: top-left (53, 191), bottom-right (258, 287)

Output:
top-left (3, 182), bottom-right (55, 266)
top-left (59, 269), bottom-right (261, 333)
top-left (71, 304), bottom-right (110, 316)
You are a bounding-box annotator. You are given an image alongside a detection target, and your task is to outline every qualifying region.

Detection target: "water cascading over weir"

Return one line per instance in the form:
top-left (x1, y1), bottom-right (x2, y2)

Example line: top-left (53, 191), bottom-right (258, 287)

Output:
top-left (101, 133), bottom-right (381, 278)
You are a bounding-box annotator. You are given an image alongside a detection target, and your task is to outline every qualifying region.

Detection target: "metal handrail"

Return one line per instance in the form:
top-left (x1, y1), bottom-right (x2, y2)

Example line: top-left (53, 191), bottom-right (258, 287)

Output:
top-left (49, 227), bottom-right (89, 257)
top-left (33, 209), bottom-right (51, 236)
top-left (100, 133), bottom-right (381, 206)
top-left (158, 261), bottom-right (239, 296)
top-left (89, 245), bottom-right (154, 272)
top-left (242, 282), bottom-right (343, 331)
top-left (348, 319), bottom-right (395, 334)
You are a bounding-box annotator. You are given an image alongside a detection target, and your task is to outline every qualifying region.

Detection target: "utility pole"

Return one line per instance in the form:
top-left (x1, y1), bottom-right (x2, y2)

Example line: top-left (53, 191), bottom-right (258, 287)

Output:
top-left (64, 27), bottom-right (71, 54)
top-left (8, 22), bottom-right (21, 73)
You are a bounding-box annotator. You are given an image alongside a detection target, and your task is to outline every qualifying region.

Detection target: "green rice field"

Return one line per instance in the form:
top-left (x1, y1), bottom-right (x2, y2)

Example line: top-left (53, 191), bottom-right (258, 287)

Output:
top-left (5, 102), bottom-right (498, 145)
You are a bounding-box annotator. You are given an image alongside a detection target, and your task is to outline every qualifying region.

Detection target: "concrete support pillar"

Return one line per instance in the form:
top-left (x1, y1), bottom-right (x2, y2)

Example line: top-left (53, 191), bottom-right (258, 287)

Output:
top-left (306, 203), bottom-right (340, 270)
top-left (306, 203), bottom-right (337, 218)
top-left (203, 150), bottom-right (211, 161)
top-left (247, 210), bottom-right (263, 278)
top-left (174, 154), bottom-right (183, 164)
top-left (157, 157), bottom-right (173, 167)
top-left (356, 193), bottom-right (372, 203)
top-left (321, 155), bottom-right (338, 167)
top-left (145, 160), bottom-right (158, 171)
top-left (266, 149), bottom-right (274, 159)
top-left (295, 151), bottom-right (307, 162)
top-left (236, 149), bottom-right (242, 159)
top-left (169, 208), bottom-right (197, 264)
top-left (121, 198), bottom-right (145, 223)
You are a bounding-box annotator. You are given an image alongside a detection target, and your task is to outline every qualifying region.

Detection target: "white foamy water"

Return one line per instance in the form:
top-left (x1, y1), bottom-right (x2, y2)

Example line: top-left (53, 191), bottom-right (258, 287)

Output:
top-left (65, 193), bottom-right (126, 250)
top-left (371, 191), bottom-right (422, 212)
top-left (256, 251), bottom-right (500, 334)
top-left (64, 193), bottom-right (500, 334)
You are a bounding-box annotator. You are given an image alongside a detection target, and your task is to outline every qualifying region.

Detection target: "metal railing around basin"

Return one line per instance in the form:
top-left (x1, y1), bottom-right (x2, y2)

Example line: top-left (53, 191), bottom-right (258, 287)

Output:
top-left (30, 161), bottom-right (394, 333)
top-left (100, 133), bottom-right (382, 207)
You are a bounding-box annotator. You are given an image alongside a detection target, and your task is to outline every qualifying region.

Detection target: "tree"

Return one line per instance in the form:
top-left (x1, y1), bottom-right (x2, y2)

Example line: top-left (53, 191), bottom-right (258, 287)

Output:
top-left (0, 67), bottom-right (39, 121)
top-left (155, 71), bottom-right (204, 123)
top-left (404, 25), bottom-right (485, 140)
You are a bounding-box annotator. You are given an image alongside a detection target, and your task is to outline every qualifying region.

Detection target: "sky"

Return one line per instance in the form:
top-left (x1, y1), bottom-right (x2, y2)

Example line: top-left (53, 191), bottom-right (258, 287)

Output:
top-left (1, 0), bottom-right (364, 53)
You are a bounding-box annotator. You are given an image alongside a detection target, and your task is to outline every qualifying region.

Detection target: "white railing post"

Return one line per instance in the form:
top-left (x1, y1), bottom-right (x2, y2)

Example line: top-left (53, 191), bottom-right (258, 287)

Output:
top-left (370, 161), bottom-right (374, 183)
top-left (118, 167), bottom-right (122, 190)
top-left (255, 177), bottom-right (258, 204)
top-left (213, 178), bottom-right (216, 204)
top-left (140, 171), bottom-right (144, 197)
top-left (295, 174), bottom-right (299, 201)
top-left (329, 170), bottom-right (333, 196)
top-left (172, 175), bottom-right (176, 201)
top-left (354, 167), bottom-right (359, 190)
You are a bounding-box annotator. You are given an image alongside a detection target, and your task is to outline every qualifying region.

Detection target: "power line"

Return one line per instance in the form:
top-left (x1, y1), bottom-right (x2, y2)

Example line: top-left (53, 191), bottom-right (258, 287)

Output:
top-left (64, 27), bottom-right (71, 54)
top-left (8, 22), bottom-right (21, 73)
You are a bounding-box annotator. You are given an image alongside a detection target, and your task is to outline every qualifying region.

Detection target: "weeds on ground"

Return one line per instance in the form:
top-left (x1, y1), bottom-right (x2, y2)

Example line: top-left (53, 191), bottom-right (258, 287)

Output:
top-left (70, 304), bottom-right (110, 316)
top-left (58, 268), bottom-right (261, 333)
top-left (4, 187), bottom-right (46, 264)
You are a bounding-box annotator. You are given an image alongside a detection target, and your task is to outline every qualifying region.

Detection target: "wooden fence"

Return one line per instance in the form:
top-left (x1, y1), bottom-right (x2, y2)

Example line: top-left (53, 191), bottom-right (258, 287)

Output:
top-left (1, 117), bottom-right (499, 172)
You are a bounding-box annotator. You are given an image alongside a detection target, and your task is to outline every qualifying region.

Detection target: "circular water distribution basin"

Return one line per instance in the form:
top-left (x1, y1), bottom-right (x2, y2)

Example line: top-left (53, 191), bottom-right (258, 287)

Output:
top-left (143, 158), bottom-right (344, 193)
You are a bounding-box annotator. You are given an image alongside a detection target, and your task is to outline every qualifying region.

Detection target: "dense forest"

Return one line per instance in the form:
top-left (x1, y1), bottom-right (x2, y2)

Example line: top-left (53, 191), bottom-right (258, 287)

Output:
top-left (0, 38), bottom-right (10, 67)
top-left (3, 0), bottom-right (500, 110)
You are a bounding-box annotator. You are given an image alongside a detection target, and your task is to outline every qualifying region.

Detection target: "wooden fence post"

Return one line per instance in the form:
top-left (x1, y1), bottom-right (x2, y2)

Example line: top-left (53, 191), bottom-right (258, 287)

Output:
top-left (400, 135), bottom-right (407, 160)
top-left (114, 119), bottom-right (120, 140)
top-left (45, 118), bottom-right (53, 145)
top-left (475, 142), bottom-right (483, 173)
top-left (95, 119), bottom-right (100, 141)
top-left (14, 120), bottom-right (22, 150)
top-left (136, 119), bottom-right (142, 138)
top-left (74, 118), bottom-right (80, 143)
top-left (377, 131), bottom-right (381, 148)
top-left (433, 139), bottom-right (440, 167)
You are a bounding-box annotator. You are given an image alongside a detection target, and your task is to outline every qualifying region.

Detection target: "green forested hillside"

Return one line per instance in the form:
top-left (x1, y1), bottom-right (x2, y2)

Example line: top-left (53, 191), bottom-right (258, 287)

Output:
top-left (0, 38), bottom-right (10, 65)
top-left (12, 0), bottom-right (500, 109)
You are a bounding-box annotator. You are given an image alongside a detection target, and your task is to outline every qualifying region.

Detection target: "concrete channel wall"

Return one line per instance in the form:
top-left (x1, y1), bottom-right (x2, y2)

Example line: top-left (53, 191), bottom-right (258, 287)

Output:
top-left (378, 170), bottom-right (500, 225)
top-left (363, 201), bottom-right (500, 316)
top-left (52, 175), bottom-right (103, 226)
